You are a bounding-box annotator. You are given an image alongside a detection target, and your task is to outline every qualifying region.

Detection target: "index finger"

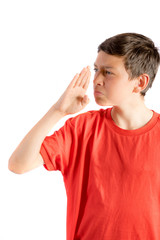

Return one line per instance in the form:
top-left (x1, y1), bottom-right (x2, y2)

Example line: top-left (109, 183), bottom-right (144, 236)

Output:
top-left (83, 69), bottom-right (91, 90)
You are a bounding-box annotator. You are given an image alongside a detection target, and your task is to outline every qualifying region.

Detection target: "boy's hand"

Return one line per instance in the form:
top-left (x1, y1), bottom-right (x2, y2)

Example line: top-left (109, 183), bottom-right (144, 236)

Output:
top-left (54, 66), bottom-right (91, 115)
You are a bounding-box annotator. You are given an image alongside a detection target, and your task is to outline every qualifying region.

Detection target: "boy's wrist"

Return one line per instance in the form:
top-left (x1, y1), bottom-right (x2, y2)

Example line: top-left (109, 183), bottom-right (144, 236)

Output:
top-left (51, 104), bottom-right (68, 118)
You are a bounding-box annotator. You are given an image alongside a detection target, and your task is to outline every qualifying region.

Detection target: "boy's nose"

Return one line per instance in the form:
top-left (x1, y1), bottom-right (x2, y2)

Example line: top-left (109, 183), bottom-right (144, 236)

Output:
top-left (93, 73), bottom-right (104, 86)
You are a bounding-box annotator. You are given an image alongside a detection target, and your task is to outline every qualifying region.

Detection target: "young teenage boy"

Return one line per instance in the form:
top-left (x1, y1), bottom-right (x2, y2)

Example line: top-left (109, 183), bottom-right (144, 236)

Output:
top-left (9, 33), bottom-right (160, 239)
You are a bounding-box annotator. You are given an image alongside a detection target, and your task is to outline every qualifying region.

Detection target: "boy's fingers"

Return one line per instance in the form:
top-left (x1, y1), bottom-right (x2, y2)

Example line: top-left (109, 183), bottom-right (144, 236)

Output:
top-left (78, 66), bottom-right (91, 87)
top-left (69, 73), bottom-right (80, 88)
top-left (79, 68), bottom-right (90, 87)
top-left (69, 66), bottom-right (90, 89)
top-left (83, 70), bottom-right (91, 90)
top-left (77, 67), bottom-right (88, 86)
top-left (70, 68), bottom-right (86, 88)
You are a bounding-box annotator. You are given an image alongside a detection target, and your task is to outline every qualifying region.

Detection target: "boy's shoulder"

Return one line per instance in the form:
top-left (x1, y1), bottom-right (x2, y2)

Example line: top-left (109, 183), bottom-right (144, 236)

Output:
top-left (67, 108), bottom-right (109, 128)
top-left (65, 108), bottom-right (160, 133)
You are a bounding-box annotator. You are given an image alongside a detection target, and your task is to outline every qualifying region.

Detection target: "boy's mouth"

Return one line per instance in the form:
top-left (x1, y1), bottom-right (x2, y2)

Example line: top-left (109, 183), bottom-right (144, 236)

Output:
top-left (94, 90), bottom-right (104, 96)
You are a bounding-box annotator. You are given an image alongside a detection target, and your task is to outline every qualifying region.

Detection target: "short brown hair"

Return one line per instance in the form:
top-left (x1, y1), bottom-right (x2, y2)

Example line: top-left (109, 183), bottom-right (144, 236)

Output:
top-left (98, 33), bottom-right (160, 97)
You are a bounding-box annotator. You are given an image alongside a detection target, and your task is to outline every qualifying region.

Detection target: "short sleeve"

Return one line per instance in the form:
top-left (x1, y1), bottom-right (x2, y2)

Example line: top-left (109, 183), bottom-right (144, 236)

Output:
top-left (40, 118), bottom-right (74, 175)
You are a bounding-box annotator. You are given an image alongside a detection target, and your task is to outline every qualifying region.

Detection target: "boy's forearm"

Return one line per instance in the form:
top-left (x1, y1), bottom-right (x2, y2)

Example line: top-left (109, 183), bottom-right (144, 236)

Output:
top-left (34, 104), bottom-right (66, 141)
top-left (9, 67), bottom-right (91, 173)
top-left (8, 105), bottom-right (66, 173)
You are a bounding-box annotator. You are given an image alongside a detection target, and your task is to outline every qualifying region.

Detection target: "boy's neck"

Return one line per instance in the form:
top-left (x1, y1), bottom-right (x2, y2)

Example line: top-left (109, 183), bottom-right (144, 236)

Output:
top-left (111, 97), bottom-right (153, 130)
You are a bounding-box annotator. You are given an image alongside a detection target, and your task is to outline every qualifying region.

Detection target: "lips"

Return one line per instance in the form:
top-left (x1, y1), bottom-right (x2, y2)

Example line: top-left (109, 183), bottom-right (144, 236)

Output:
top-left (94, 90), bottom-right (104, 96)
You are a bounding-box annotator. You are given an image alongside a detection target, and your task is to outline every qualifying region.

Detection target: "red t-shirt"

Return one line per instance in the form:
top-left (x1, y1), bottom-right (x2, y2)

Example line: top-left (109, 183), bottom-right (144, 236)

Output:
top-left (40, 107), bottom-right (160, 240)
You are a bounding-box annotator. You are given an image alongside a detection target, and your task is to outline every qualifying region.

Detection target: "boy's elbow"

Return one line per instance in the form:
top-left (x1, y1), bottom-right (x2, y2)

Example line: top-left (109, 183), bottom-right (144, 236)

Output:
top-left (8, 156), bottom-right (26, 174)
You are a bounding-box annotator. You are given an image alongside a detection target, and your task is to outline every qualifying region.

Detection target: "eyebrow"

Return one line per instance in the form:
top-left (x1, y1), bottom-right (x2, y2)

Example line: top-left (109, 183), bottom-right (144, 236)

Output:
top-left (94, 63), bottom-right (114, 69)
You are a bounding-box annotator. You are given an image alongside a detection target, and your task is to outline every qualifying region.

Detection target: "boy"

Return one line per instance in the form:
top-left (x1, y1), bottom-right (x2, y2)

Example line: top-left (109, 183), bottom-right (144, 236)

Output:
top-left (9, 33), bottom-right (160, 239)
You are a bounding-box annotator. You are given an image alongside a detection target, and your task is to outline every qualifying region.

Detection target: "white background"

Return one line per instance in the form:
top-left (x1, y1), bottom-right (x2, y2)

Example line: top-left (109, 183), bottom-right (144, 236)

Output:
top-left (1, 0), bottom-right (160, 239)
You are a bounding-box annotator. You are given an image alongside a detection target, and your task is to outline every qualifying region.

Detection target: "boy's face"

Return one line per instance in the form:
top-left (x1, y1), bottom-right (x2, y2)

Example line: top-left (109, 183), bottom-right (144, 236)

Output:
top-left (93, 51), bottom-right (139, 107)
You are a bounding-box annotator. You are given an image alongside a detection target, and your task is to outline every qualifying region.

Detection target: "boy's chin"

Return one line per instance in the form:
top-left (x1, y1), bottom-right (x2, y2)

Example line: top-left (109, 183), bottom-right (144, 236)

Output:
top-left (94, 99), bottom-right (112, 107)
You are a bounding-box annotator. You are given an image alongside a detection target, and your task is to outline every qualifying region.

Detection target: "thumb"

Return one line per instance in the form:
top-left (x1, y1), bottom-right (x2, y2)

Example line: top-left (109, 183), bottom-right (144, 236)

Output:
top-left (81, 95), bottom-right (90, 107)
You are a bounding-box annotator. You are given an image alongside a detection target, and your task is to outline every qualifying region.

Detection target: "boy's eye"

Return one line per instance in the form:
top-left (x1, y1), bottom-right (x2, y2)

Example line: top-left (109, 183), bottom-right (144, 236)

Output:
top-left (93, 68), bottom-right (112, 75)
top-left (106, 71), bottom-right (112, 75)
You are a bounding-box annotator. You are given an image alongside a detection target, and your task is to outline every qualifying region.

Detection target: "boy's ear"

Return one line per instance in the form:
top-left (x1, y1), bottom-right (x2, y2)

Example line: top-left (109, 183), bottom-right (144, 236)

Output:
top-left (133, 74), bottom-right (150, 93)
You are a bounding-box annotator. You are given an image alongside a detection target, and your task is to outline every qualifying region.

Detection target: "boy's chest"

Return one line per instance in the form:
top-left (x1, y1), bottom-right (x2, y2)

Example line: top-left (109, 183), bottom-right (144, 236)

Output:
top-left (89, 130), bottom-right (160, 174)
top-left (84, 130), bottom-right (160, 202)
